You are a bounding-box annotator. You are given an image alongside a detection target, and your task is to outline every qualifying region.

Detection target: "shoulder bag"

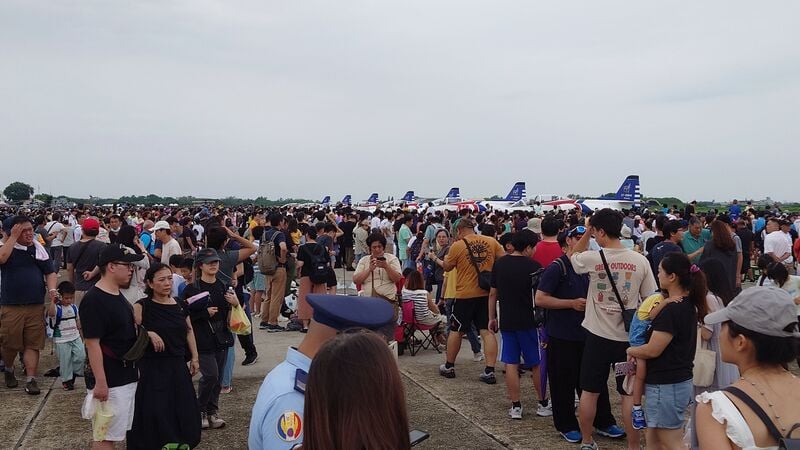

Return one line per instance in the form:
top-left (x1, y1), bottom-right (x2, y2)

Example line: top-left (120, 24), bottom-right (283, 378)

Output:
top-left (599, 249), bottom-right (636, 332)
top-left (463, 238), bottom-right (492, 291)
top-left (724, 386), bottom-right (800, 449)
top-left (692, 328), bottom-right (716, 387)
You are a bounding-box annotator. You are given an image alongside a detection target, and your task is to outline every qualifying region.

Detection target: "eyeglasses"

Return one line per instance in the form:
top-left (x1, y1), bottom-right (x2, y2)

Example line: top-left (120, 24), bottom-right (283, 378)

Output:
top-left (567, 226), bottom-right (586, 238)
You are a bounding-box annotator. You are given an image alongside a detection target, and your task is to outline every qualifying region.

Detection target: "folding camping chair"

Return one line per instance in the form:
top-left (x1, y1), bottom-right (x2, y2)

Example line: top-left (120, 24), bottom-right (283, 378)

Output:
top-left (400, 301), bottom-right (441, 356)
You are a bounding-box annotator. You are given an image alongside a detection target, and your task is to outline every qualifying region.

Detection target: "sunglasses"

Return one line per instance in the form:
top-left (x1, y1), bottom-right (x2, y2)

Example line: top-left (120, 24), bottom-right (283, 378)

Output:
top-left (567, 226), bottom-right (586, 238)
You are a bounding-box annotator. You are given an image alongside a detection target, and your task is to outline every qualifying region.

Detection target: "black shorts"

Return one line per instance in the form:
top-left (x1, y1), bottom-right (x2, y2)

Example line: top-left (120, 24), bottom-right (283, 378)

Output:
top-left (579, 332), bottom-right (629, 396)
top-left (325, 268), bottom-right (338, 287)
top-left (449, 297), bottom-right (489, 333)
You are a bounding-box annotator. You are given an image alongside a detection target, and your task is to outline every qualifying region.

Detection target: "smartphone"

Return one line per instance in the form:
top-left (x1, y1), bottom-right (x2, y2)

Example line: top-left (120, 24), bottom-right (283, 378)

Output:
top-left (409, 429), bottom-right (430, 446)
top-left (377, 256), bottom-right (386, 261)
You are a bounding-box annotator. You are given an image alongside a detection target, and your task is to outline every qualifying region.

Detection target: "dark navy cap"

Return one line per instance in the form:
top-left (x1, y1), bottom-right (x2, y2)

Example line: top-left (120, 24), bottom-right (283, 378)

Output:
top-left (307, 294), bottom-right (394, 331)
top-left (196, 248), bottom-right (222, 265)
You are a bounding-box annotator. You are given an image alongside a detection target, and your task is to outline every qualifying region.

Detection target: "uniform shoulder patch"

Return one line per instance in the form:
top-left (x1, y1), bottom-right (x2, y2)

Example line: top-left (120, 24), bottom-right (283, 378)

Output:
top-left (276, 411), bottom-right (303, 442)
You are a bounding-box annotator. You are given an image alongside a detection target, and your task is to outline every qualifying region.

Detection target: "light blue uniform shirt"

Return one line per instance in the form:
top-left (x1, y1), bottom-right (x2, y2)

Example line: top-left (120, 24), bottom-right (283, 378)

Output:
top-left (249, 347), bottom-right (311, 450)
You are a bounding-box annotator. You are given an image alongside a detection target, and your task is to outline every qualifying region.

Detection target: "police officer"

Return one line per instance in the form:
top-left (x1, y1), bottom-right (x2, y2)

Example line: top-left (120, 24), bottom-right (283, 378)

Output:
top-left (248, 294), bottom-right (394, 449)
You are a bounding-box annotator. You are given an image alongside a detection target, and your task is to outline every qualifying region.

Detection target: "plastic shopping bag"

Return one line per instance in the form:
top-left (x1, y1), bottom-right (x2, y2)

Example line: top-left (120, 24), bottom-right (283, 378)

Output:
top-left (82, 391), bottom-right (115, 441)
top-left (229, 304), bottom-right (252, 335)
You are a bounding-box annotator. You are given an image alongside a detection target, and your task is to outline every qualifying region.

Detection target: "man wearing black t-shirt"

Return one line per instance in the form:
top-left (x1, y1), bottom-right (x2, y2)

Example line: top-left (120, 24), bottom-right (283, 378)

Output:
top-left (649, 220), bottom-right (684, 285)
top-left (488, 230), bottom-right (546, 420)
top-left (80, 244), bottom-right (145, 449)
top-left (339, 214), bottom-right (357, 270)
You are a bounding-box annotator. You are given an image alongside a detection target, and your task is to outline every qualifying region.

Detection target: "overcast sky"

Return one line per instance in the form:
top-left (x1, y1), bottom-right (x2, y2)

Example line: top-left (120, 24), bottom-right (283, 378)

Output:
top-left (1, 1), bottom-right (798, 203)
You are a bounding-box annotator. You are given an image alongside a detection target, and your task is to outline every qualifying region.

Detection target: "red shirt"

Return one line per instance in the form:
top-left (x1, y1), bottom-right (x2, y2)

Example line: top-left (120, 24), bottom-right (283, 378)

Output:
top-left (532, 240), bottom-right (564, 268)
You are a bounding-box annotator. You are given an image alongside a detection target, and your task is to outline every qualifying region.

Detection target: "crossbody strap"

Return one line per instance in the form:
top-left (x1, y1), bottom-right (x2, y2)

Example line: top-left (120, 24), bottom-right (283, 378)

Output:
top-left (723, 386), bottom-right (783, 442)
top-left (462, 238), bottom-right (482, 277)
top-left (599, 250), bottom-right (627, 313)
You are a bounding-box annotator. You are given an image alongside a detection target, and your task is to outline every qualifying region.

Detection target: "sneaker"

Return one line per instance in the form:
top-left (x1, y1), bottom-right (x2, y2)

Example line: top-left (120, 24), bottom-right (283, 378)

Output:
top-left (62, 379), bottom-right (75, 391)
top-left (580, 442), bottom-right (598, 450)
top-left (560, 430), bottom-right (582, 443)
top-left (258, 321), bottom-right (269, 330)
top-left (242, 353), bottom-right (259, 366)
top-left (632, 408), bottom-right (647, 430)
top-left (479, 372), bottom-right (496, 384)
top-left (4, 370), bottom-right (18, 389)
top-left (208, 414), bottom-right (226, 429)
top-left (472, 352), bottom-right (485, 362)
top-left (201, 412), bottom-right (209, 429)
top-left (267, 324), bottom-right (285, 333)
top-left (439, 364), bottom-right (456, 378)
top-left (596, 424), bottom-right (625, 438)
top-left (536, 402), bottom-right (553, 417)
top-left (25, 379), bottom-right (40, 395)
top-left (220, 386), bottom-right (232, 394)
top-left (508, 406), bottom-right (523, 420)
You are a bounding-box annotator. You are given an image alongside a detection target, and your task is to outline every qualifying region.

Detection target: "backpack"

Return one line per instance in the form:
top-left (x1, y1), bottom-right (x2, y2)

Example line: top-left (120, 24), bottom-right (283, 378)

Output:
top-left (409, 234), bottom-right (425, 261)
top-left (258, 229), bottom-right (281, 275)
top-left (140, 230), bottom-right (155, 256)
top-left (46, 304), bottom-right (78, 339)
top-left (307, 244), bottom-right (330, 284)
top-left (531, 259), bottom-right (567, 328)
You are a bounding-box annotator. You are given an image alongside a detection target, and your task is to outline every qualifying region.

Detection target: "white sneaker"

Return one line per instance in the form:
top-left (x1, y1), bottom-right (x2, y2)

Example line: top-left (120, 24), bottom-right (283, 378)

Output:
top-left (536, 402), bottom-right (553, 417)
top-left (472, 352), bottom-right (485, 362)
top-left (508, 406), bottom-right (523, 420)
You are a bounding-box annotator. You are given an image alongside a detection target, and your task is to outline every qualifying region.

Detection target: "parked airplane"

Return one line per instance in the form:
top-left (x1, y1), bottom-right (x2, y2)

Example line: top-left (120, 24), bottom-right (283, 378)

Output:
top-left (381, 191), bottom-right (420, 211)
top-left (352, 193), bottom-right (381, 212)
top-left (424, 187), bottom-right (485, 214)
top-left (480, 182), bottom-right (529, 212)
top-left (577, 175), bottom-right (640, 212)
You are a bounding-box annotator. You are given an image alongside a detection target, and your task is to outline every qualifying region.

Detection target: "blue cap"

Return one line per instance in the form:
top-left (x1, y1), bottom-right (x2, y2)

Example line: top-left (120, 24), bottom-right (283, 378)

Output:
top-left (307, 294), bottom-right (394, 331)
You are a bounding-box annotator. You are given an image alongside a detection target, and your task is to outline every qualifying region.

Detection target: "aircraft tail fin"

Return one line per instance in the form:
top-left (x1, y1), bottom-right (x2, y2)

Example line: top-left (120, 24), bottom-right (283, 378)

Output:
top-left (445, 187), bottom-right (460, 199)
top-left (614, 175), bottom-right (640, 204)
top-left (401, 191), bottom-right (414, 202)
top-left (367, 193), bottom-right (379, 204)
top-left (320, 196), bottom-right (330, 205)
top-left (504, 182), bottom-right (526, 201)
top-left (341, 195), bottom-right (351, 205)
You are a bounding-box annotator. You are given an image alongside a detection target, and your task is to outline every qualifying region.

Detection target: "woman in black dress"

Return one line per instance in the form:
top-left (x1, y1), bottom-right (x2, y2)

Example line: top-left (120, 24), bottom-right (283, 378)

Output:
top-left (128, 263), bottom-right (201, 449)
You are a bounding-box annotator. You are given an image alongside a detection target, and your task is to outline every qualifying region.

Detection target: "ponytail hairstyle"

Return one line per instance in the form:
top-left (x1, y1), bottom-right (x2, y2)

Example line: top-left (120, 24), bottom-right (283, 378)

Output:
top-left (660, 252), bottom-right (709, 323)
top-left (757, 254), bottom-right (774, 286)
top-left (766, 261), bottom-right (789, 287)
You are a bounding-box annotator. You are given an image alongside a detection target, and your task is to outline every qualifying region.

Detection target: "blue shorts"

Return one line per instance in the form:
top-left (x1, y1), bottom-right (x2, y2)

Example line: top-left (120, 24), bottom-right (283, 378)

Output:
top-left (629, 315), bottom-right (650, 347)
top-left (500, 329), bottom-right (540, 366)
top-left (644, 379), bottom-right (693, 429)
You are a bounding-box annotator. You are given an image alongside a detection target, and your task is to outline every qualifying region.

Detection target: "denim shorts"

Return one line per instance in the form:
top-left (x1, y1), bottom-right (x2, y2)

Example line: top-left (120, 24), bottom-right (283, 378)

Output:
top-left (644, 379), bottom-right (693, 429)
top-left (628, 315), bottom-right (650, 347)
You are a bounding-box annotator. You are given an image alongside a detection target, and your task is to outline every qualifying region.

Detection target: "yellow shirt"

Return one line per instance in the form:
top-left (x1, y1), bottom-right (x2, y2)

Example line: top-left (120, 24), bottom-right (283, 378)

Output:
top-left (443, 268), bottom-right (458, 299)
top-left (444, 235), bottom-right (505, 299)
top-left (290, 230), bottom-right (302, 246)
top-left (637, 293), bottom-right (664, 321)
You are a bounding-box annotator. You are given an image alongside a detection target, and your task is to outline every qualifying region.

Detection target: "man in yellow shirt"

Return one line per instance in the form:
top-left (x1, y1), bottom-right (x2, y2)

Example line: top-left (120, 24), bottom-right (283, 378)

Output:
top-left (436, 219), bottom-right (504, 383)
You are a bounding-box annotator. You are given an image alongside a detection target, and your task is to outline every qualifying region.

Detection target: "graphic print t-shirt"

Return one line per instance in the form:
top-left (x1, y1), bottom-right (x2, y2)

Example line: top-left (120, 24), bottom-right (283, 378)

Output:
top-left (444, 235), bottom-right (505, 299)
top-left (571, 247), bottom-right (658, 342)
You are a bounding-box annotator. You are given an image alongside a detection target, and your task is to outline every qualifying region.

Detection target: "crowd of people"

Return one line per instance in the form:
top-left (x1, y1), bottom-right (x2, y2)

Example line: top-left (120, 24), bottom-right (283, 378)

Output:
top-left (0, 198), bottom-right (799, 449)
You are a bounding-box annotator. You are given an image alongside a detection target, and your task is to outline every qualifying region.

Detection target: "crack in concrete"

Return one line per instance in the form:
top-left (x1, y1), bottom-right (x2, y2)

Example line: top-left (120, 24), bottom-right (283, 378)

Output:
top-left (401, 369), bottom-right (512, 449)
top-left (14, 378), bottom-right (56, 449)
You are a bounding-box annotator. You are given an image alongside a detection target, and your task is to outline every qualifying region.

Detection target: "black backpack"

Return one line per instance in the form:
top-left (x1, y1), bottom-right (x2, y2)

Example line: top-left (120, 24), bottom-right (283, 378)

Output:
top-left (531, 258), bottom-right (567, 328)
top-left (307, 244), bottom-right (330, 285)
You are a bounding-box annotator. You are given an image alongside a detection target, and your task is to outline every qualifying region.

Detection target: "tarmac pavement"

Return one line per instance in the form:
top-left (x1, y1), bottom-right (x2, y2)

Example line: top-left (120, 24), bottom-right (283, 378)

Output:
top-left (0, 312), bottom-right (631, 450)
top-left (1, 271), bottom-right (769, 449)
